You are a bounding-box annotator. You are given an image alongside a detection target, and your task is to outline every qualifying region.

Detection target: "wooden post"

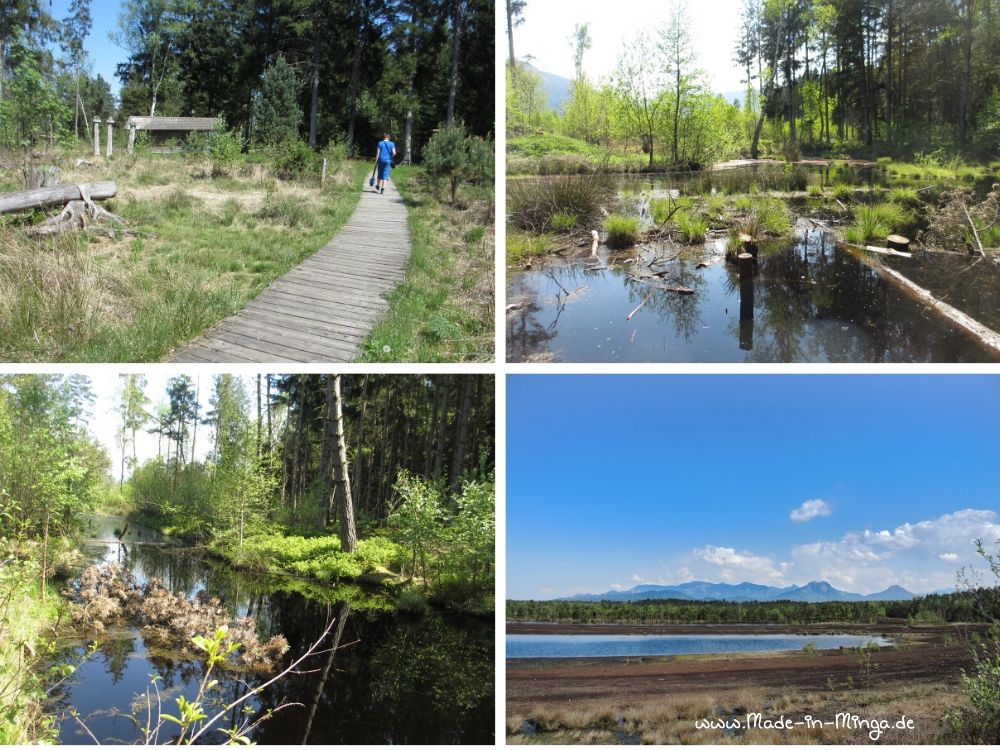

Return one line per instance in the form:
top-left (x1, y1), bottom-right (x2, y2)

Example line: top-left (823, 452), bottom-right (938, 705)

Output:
top-left (127, 125), bottom-right (136, 154)
top-left (93, 118), bottom-right (101, 157)
top-left (738, 252), bottom-right (755, 351)
top-left (106, 118), bottom-right (115, 157)
top-left (321, 157), bottom-right (328, 186)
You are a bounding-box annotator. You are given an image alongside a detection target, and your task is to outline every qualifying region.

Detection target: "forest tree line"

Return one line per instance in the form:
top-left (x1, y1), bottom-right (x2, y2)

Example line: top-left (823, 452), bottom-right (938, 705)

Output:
top-left (506, 0), bottom-right (1000, 166)
top-left (125, 374), bottom-right (494, 533)
top-left (508, 589), bottom-right (1000, 625)
top-left (1, 0), bottom-right (493, 161)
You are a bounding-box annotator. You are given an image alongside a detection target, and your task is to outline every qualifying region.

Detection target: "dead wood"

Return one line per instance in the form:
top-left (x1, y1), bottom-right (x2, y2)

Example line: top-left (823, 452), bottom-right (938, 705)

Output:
top-left (0, 181), bottom-right (116, 214)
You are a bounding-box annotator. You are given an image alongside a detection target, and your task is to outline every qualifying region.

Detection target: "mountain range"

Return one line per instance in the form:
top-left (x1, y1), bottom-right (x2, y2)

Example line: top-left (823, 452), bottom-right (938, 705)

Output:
top-left (524, 63), bottom-right (748, 113)
top-left (561, 580), bottom-right (919, 603)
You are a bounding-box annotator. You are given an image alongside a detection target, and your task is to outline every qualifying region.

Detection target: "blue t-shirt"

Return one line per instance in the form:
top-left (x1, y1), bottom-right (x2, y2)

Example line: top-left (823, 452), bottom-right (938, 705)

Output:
top-left (377, 140), bottom-right (395, 162)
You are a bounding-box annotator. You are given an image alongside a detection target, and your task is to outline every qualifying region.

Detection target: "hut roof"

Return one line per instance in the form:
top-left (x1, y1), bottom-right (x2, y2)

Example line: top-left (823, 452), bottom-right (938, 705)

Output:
top-left (125, 116), bottom-right (219, 131)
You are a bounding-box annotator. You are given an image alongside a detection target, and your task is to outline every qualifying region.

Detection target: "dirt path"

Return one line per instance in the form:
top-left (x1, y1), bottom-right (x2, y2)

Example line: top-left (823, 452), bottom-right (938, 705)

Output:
top-left (167, 176), bottom-right (410, 362)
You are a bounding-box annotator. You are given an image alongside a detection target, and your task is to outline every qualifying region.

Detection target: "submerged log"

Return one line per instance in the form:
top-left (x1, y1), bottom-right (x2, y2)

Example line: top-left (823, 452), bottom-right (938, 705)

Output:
top-left (0, 181), bottom-right (116, 214)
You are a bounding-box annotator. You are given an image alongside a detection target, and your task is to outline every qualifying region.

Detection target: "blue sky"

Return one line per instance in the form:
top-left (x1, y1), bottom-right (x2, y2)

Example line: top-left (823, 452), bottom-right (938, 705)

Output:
top-left (51, 0), bottom-right (124, 97)
top-left (507, 376), bottom-right (1000, 599)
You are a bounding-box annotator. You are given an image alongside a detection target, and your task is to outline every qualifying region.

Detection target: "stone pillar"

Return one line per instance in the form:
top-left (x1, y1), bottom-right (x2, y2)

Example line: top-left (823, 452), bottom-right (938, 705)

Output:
top-left (127, 125), bottom-right (136, 154)
top-left (106, 119), bottom-right (115, 157)
top-left (93, 118), bottom-right (101, 157)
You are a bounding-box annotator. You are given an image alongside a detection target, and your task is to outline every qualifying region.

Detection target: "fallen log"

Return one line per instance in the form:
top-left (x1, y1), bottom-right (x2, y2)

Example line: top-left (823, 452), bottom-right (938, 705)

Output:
top-left (0, 181), bottom-right (116, 214)
top-left (860, 244), bottom-right (912, 259)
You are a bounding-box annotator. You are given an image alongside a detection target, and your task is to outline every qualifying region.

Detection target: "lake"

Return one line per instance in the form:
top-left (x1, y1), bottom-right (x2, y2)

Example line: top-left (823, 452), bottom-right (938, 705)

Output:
top-left (54, 515), bottom-right (493, 745)
top-left (506, 633), bottom-right (892, 659)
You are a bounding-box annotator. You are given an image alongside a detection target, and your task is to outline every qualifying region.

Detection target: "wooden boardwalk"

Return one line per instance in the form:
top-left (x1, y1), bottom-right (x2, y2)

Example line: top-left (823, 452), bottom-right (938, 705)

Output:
top-left (168, 177), bottom-right (410, 362)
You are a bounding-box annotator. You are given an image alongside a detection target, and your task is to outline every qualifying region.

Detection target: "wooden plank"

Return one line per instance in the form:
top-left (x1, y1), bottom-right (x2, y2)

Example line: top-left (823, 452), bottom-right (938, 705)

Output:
top-left (167, 176), bottom-right (410, 363)
top-left (215, 317), bottom-right (359, 359)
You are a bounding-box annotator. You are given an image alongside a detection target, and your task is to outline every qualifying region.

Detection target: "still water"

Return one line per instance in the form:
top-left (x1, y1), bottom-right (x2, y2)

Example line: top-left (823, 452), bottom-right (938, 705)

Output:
top-left (54, 516), bottom-right (493, 744)
top-left (506, 633), bottom-right (892, 659)
top-left (507, 225), bottom-right (998, 363)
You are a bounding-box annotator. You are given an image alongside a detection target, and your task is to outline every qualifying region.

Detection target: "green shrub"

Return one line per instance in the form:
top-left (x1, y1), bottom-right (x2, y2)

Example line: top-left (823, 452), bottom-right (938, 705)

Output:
top-left (603, 214), bottom-right (640, 248)
top-left (422, 120), bottom-right (494, 203)
top-left (807, 184), bottom-right (823, 198)
top-left (803, 640), bottom-right (819, 657)
top-left (267, 139), bottom-right (320, 180)
top-left (209, 127), bottom-right (245, 172)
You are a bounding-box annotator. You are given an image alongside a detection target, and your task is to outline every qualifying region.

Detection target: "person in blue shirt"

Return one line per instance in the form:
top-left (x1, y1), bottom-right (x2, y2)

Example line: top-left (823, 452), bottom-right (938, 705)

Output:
top-left (375, 133), bottom-right (396, 194)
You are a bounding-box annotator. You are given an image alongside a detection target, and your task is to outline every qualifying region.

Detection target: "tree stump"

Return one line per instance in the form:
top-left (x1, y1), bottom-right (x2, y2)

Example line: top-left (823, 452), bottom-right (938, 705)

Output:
top-left (740, 232), bottom-right (759, 257)
top-left (24, 165), bottom-right (61, 190)
top-left (887, 235), bottom-right (911, 252)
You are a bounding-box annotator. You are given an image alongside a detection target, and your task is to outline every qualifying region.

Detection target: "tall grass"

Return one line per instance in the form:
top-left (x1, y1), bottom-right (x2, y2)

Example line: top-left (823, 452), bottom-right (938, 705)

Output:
top-left (0, 158), bottom-right (367, 361)
top-left (508, 175), bottom-right (613, 233)
top-left (359, 166), bottom-right (493, 362)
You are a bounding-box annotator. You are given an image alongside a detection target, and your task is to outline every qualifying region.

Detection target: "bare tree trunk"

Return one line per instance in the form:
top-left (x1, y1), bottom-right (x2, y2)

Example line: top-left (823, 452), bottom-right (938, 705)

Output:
top-left (256, 374), bottom-right (262, 460)
top-left (346, 0), bottom-right (365, 153)
top-left (446, 0), bottom-right (465, 125)
top-left (449, 377), bottom-right (473, 495)
top-left (432, 378), bottom-right (450, 480)
top-left (959, 0), bottom-right (975, 144)
top-left (404, 73), bottom-right (415, 163)
top-left (328, 376), bottom-right (357, 553)
top-left (506, 0), bottom-right (516, 70)
top-left (308, 19), bottom-right (322, 149)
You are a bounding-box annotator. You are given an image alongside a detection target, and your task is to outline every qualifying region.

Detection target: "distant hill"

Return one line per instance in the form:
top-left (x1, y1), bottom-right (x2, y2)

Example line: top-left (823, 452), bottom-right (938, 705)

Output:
top-left (520, 62), bottom-right (572, 112)
top-left (562, 580), bottom-right (918, 604)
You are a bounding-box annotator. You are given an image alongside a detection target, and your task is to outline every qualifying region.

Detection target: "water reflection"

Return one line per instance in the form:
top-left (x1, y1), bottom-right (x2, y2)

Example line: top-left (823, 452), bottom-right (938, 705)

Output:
top-left (60, 517), bottom-right (494, 745)
top-left (507, 226), bottom-right (998, 363)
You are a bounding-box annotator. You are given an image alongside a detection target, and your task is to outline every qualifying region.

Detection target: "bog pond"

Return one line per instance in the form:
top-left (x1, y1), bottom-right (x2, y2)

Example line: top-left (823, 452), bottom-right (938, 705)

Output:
top-left (506, 633), bottom-right (892, 659)
top-left (507, 167), bottom-right (1000, 363)
top-left (53, 516), bottom-right (493, 744)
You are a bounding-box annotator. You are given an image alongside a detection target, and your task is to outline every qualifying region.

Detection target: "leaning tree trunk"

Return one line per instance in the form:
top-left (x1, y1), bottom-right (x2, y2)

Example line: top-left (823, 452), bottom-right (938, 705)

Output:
top-left (328, 375), bottom-right (357, 553)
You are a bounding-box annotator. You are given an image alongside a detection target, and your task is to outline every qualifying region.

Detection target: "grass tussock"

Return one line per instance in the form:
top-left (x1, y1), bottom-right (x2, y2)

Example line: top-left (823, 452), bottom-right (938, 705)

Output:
top-left (359, 165), bottom-right (493, 362)
top-left (508, 175), bottom-right (613, 233)
top-left (603, 214), bottom-right (640, 248)
top-left (0, 152), bottom-right (367, 362)
top-left (844, 202), bottom-right (915, 244)
top-left (507, 230), bottom-right (553, 265)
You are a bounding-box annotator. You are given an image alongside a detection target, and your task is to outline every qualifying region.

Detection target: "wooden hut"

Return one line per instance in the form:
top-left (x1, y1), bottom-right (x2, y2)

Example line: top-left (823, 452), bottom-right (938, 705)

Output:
top-left (126, 116), bottom-right (220, 153)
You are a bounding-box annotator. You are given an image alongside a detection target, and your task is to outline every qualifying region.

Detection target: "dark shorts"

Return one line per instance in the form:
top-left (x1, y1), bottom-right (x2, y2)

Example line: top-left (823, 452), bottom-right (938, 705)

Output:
top-left (378, 160), bottom-right (391, 180)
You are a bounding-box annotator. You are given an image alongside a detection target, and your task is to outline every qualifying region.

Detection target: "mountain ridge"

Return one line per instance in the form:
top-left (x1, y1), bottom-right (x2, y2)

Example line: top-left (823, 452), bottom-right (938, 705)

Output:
top-left (560, 580), bottom-right (918, 603)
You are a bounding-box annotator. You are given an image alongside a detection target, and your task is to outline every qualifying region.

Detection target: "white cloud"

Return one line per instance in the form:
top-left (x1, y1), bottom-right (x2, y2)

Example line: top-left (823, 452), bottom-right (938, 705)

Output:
top-left (790, 499), bottom-right (833, 523)
top-left (791, 509), bottom-right (1000, 593)
top-left (690, 545), bottom-right (790, 586)
top-left (678, 510), bottom-right (1000, 595)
